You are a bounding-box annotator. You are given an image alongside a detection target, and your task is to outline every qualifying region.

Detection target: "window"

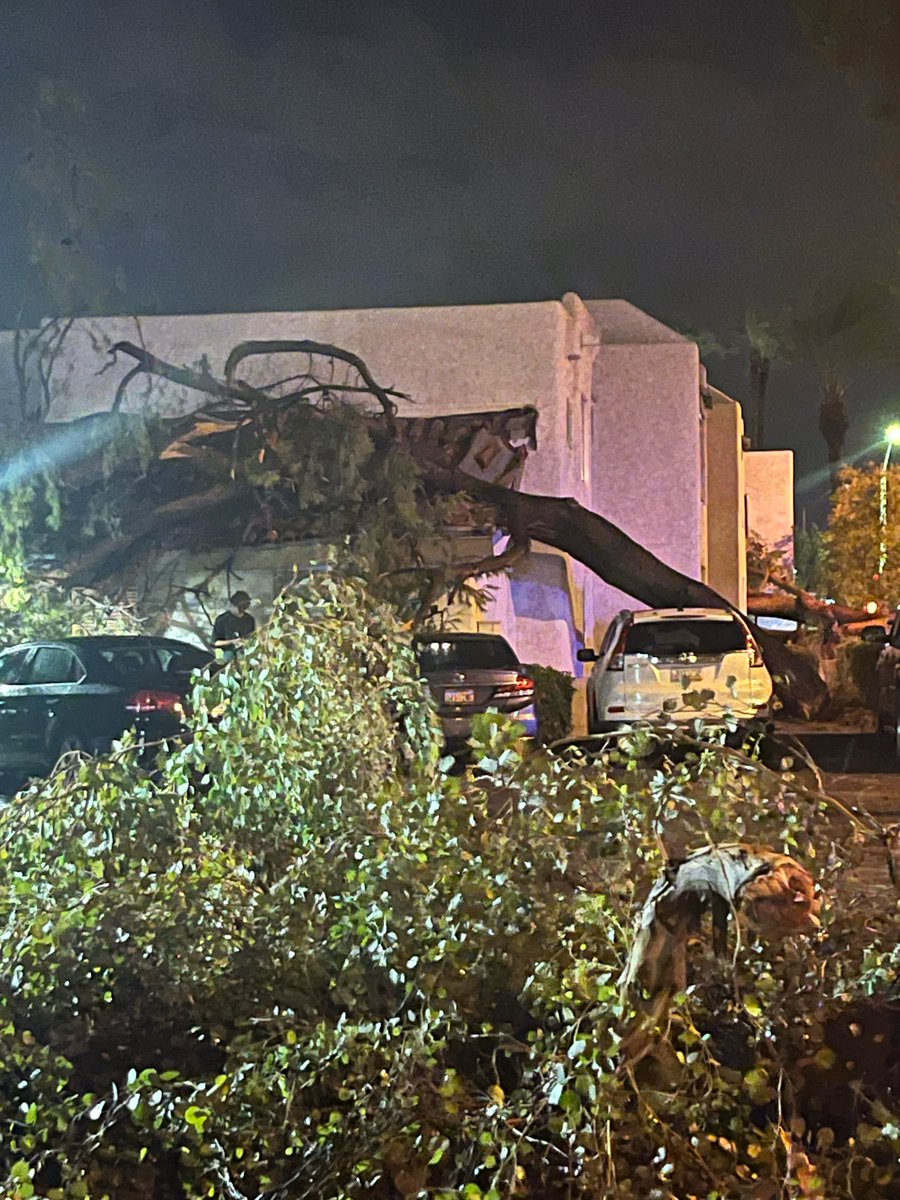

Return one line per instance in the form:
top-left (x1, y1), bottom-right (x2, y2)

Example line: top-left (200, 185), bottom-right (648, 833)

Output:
top-left (26, 647), bottom-right (84, 685)
top-left (93, 643), bottom-right (209, 681)
top-left (415, 637), bottom-right (518, 672)
top-left (625, 619), bottom-right (746, 657)
top-left (0, 649), bottom-right (31, 686)
top-left (94, 647), bottom-right (159, 679)
top-left (155, 644), bottom-right (211, 675)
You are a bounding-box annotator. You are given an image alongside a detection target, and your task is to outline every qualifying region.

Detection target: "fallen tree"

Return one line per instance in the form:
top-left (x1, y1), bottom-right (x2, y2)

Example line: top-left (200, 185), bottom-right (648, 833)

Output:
top-left (747, 581), bottom-right (884, 626)
top-left (8, 336), bottom-right (829, 716)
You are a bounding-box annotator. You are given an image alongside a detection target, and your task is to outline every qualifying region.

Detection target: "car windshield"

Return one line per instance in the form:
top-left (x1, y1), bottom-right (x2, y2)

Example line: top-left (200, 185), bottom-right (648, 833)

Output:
top-left (625, 619), bottom-right (747, 657)
top-left (416, 637), bottom-right (518, 672)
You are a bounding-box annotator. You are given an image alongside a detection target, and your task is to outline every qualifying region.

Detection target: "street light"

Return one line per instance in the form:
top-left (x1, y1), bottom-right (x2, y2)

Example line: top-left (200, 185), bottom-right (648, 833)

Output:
top-left (878, 423), bottom-right (900, 575)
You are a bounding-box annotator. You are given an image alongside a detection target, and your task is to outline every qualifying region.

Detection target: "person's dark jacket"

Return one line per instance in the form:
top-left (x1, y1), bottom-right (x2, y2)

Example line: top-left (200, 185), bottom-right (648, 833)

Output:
top-left (211, 610), bottom-right (255, 646)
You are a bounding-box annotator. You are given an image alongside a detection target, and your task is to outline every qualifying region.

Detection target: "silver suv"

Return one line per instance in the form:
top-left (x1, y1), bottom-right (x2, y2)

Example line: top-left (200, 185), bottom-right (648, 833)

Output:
top-left (414, 633), bottom-right (539, 749)
top-left (577, 607), bottom-right (773, 734)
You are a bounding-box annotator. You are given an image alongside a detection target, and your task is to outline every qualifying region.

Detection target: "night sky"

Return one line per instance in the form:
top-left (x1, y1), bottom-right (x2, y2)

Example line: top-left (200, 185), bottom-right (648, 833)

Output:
top-left (0, 0), bottom-right (897, 513)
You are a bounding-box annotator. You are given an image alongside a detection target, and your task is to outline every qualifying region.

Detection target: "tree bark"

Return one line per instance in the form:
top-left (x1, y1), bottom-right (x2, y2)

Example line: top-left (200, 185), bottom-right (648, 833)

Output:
top-left (819, 378), bottom-right (849, 491)
top-left (621, 843), bottom-right (819, 999)
top-left (65, 484), bottom-right (253, 588)
top-left (747, 590), bottom-right (881, 626)
top-left (223, 339), bottom-right (405, 424)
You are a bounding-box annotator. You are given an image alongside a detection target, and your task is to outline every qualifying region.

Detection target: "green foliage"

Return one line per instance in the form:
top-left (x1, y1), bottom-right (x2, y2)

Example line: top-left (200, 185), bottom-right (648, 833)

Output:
top-left (834, 636), bottom-right (883, 709)
top-left (746, 529), bottom-right (791, 592)
top-left (526, 662), bottom-right (574, 743)
top-left (824, 463), bottom-right (900, 605)
top-left (0, 468), bottom-right (140, 646)
top-left (0, 574), bottom-right (895, 1199)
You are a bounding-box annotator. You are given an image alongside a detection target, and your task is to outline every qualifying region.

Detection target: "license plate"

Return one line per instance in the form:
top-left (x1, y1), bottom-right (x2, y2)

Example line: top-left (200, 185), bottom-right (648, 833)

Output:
top-left (445, 688), bottom-right (475, 705)
top-left (671, 670), bottom-right (702, 683)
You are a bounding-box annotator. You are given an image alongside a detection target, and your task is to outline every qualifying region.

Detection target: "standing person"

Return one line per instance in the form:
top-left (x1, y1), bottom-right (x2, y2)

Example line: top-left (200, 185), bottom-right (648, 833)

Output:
top-left (211, 591), bottom-right (255, 661)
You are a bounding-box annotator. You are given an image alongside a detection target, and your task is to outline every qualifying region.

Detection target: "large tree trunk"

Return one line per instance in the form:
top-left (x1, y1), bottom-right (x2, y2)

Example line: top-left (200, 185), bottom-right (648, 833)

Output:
top-left (747, 590), bottom-right (879, 626)
top-left (819, 378), bottom-right (849, 491)
top-left (425, 468), bottom-right (830, 718)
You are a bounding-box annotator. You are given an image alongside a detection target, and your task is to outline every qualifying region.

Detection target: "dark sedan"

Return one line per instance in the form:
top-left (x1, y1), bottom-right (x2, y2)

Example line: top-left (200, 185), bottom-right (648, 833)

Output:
top-left (414, 632), bottom-right (540, 750)
top-left (0, 635), bottom-right (213, 781)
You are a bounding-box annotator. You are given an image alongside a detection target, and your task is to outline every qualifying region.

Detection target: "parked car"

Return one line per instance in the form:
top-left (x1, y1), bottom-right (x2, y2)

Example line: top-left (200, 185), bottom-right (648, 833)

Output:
top-left (577, 607), bottom-right (773, 734)
top-left (414, 632), bottom-right (540, 749)
top-left (0, 635), bottom-right (214, 781)
top-left (867, 613), bottom-right (900, 757)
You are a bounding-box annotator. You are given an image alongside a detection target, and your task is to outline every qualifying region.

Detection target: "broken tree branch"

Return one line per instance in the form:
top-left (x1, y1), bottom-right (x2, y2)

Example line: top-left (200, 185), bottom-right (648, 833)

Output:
top-left (747, 591), bottom-right (881, 626)
top-left (107, 341), bottom-right (268, 411)
top-left (60, 339), bottom-right (828, 717)
top-left (223, 339), bottom-right (405, 426)
top-left (620, 844), bottom-right (819, 1018)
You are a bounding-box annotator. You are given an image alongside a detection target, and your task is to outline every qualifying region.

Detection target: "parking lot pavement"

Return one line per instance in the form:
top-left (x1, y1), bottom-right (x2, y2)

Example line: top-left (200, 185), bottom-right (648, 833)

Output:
top-left (789, 732), bottom-right (899, 896)
top-left (792, 733), bottom-right (900, 816)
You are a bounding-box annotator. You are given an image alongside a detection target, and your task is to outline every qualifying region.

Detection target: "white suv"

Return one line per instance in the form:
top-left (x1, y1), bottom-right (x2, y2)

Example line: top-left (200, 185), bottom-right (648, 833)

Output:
top-left (578, 608), bottom-right (773, 734)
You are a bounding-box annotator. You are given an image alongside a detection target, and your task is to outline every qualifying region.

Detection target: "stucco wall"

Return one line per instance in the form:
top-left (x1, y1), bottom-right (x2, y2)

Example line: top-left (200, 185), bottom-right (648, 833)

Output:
top-left (705, 386), bottom-right (748, 608)
top-left (745, 450), bottom-right (795, 568)
top-left (582, 300), bottom-right (705, 642)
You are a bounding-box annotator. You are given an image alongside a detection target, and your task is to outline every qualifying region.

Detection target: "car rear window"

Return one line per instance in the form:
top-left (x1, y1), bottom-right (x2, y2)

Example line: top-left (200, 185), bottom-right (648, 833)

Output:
top-left (93, 647), bottom-right (167, 680)
top-left (625, 619), bottom-right (747, 657)
top-left (416, 637), bottom-right (518, 671)
top-left (92, 644), bottom-right (210, 682)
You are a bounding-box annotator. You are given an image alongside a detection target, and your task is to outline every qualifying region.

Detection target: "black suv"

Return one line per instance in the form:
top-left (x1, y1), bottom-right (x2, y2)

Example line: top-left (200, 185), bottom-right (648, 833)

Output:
top-left (0, 635), bottom-right (213, 781)
top-left (414, 632), bottom-right (540, 750)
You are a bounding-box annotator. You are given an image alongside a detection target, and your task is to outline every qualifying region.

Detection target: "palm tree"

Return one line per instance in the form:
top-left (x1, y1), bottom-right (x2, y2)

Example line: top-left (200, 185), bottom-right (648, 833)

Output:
top-left (744, 309), bottom-right (781, 449)
top-left (678, 311), bottom-right (782, 450)
top-left (787, 278), bottom-right (900, 487)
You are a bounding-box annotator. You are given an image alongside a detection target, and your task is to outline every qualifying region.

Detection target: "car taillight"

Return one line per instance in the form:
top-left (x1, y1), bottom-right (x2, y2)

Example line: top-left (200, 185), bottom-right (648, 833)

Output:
top-left (493, 675), bottom-right (535, 698)
top-left (125, 689), bottom-right (184, 716)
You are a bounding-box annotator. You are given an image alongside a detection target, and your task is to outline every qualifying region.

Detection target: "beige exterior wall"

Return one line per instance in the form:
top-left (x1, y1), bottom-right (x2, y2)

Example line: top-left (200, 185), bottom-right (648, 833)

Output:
top-left (745, 450), bottom-right (795, 568)
top-left (582, 300), bottom-right (706, 644)
top-left (704, 385), bottom-right (748, 608)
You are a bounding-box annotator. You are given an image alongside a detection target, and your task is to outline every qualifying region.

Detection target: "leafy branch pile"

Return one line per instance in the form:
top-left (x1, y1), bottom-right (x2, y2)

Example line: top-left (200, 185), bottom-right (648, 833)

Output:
top-left (0, 574), bottom-right (896, 1199)
top-left (0, 462), bottom-right (141, 645)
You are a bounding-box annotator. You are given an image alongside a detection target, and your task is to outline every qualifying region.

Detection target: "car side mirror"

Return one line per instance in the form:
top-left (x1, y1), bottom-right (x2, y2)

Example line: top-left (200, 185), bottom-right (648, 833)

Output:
top-left (861, 625), bottom-right (889, 645)
top-left (576, 648), bottom-right (599, 662)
